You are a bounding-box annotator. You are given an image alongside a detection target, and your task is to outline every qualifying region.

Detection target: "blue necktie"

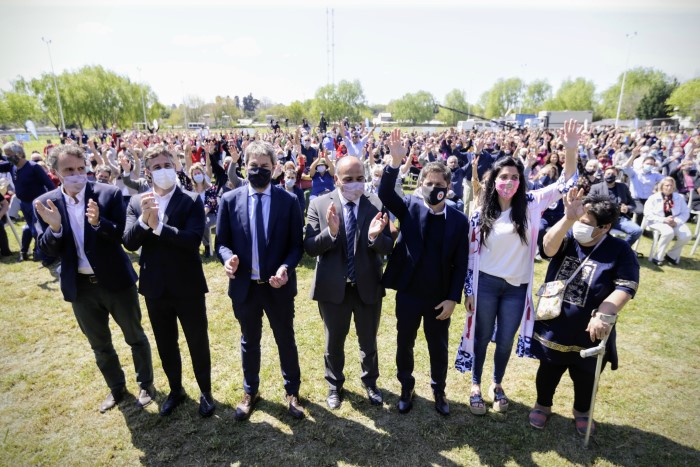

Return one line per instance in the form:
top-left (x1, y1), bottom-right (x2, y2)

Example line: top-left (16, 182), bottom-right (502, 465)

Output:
top-left (255, 193), bottom-right (266, 280)
top-left (345, 201), bottom-right (357, 283)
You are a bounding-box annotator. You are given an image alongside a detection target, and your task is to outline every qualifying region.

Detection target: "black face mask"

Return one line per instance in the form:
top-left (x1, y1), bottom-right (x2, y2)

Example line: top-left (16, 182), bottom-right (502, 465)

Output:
top-left (247, 167), bottom-right (272, 189)
top-left (688, 169), bottom-right (698, 177)
top-left (421, 185), bottom-right (447, 206)
top-left (604, 174), bottom-right (616, 183)
top-left (7, 155), bottom-right (20, 165)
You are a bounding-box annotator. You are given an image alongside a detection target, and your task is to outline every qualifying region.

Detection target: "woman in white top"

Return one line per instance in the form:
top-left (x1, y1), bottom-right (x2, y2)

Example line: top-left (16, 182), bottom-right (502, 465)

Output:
top-left (455, 120), bottom-right (581, 416)
top-left (643, 177), bottom-right (691, 266)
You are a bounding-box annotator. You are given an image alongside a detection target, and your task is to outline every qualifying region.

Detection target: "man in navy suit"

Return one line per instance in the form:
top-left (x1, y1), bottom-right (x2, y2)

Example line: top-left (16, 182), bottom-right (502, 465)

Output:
top-left (34, 145), bottom-right (154, 413)
top-left (378, 129), bottom-right (469, 416)
top-left (215, 140), bottom-right (305, 420)
top-left (123, 144), bottom-right (214, 418)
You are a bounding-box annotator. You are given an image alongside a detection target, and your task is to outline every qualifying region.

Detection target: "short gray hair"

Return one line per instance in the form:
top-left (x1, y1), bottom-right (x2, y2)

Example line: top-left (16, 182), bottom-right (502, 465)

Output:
top-left (244, 140), bottom-right (274, 166)
top-left (2, 141), bottom-right (25, 158)
top-left (46, 145), bottom-right (86, 171)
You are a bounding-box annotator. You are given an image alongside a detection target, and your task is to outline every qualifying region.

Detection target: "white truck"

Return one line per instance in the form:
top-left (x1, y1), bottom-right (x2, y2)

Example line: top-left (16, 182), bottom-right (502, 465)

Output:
top-left (457, 119), bottom-right (500, 132)
top-left (536, 110), bottom-right (593, 129)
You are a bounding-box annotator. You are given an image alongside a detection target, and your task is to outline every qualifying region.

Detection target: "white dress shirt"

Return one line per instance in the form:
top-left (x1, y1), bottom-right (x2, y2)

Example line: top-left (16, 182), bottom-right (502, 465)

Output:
top-left (138, 186), bottom-right (176, 236)
top-left (248, 184), bottom-right (272, 280)
top-left (56, 186), bottom-right (94, 274)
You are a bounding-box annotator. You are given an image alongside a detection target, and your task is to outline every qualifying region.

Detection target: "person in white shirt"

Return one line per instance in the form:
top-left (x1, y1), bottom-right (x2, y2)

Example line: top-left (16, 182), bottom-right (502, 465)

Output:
top-left (643, 177), bottom-right (691, 266)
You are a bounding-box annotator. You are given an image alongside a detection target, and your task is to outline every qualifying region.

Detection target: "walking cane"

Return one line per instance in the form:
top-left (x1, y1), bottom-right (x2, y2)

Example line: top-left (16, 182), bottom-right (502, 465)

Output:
top-left (579, 331), bottom-right (611, 448)
top-left (4, 213), bottom-right (21, 245)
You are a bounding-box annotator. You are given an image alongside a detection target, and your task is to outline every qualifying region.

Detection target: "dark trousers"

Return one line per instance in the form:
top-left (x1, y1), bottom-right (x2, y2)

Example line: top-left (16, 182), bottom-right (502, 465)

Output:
top-left (319, 283), bottom-right (381, 391)
top-left (233, 283), bottom-right (301, 396)
top-left (535, 358), bottom-right (607, 413)
top-left (19, 200), bottom-right (37, 256)
top-left (145, 295), bottom-right (211, 394)
top-left (71, 280), bottom-right (153, 392)
top-left (395, 291), bottom-right (450, 394)
top-left (633, 198), bottom-right (647, 226)
top-left (0, 217), bottom-right (10, 255)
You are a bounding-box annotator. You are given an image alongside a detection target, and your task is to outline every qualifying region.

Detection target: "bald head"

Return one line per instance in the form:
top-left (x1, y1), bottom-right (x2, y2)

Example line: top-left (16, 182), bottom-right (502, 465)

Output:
top-left (335, 156), bottom-right (365, 185)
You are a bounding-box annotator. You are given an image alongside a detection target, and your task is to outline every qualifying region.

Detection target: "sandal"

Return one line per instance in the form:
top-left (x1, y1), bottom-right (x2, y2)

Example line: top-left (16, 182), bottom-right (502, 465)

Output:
top-left (488, 385), bottom-right (509, 413)
top-left (574, 416), bottom-right (596, 436)
top-left (469, 392), bottom-right (486, 416)
top-left (529, 409), bottom-right (551, 429)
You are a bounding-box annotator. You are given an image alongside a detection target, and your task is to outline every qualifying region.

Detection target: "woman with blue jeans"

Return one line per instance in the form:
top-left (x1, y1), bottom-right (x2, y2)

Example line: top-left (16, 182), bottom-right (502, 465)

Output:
top-left (455, 121), bottom-right (580, 415)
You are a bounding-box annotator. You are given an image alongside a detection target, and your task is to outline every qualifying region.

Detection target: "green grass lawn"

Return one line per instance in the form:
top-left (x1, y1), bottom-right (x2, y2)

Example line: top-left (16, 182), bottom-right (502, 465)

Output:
top-left (1, 217), bottom-right (699, 466)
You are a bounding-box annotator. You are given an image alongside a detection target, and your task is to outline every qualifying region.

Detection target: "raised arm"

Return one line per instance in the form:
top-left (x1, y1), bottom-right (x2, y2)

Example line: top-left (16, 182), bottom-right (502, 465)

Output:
top-left (560, 119), bottom-right (581, 180)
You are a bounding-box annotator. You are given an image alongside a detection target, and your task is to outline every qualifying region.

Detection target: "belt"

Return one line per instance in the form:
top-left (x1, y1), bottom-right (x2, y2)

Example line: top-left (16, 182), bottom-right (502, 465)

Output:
top-left (254, 279), bottom-right (268, 285)
top-left (77, 274), bottom-right (99, 284)
top-left (346, 282), bottom-right (357, 288)
top-left (533, 333), bottom-right (585, 353)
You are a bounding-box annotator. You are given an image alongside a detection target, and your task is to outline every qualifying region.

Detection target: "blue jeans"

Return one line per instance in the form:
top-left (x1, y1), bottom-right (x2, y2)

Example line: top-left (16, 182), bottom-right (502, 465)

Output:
top-left (615, 217), bottom-right (642, 245)
top-left (472, 271), bottom-right (528, 385)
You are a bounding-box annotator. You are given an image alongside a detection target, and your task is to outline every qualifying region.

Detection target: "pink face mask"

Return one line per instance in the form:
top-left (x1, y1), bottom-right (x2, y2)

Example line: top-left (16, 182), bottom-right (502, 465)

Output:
top-left (495, 179), bottom-right (519, 200)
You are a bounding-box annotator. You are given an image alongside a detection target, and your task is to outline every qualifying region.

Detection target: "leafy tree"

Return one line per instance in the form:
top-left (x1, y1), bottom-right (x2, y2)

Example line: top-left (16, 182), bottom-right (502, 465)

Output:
top-left (310, 79), bottom-right (366, 123)
top-left (599, 67), bottom-right (671, 119)
top-left (665, 78), bottom-right (700, 121)
top-left (388, 90), bottom-right (435, 124)
top-left (544, 77), bottom-right (596, 111)
top-left (637, 80), bottom-right (678, 119)
top-left (438, 89), bottom-right (469, 126)
top-left (521, 80), bottom-right (552, 114)
top-left (285, 100), bottom-right (306, 125)
top-left (242, 93), bottom-right (260, 116)
top-left (480, 78), bottom-right (523, 118)
top-left (184, 95), bottom-right (206, 122)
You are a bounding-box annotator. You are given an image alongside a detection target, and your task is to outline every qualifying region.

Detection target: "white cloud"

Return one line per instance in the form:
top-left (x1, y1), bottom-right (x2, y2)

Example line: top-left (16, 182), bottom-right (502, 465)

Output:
top-left (77, 21), bottom-right (113, 36)
top-left (220, 37), bottom-right (262, 58)
top-left (171, 34), bottom-right (225, 47)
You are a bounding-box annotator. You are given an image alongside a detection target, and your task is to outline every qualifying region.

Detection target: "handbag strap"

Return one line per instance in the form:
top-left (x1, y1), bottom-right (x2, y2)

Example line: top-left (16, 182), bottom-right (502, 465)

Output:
top-left (563, 235), bottom-right (607, 286)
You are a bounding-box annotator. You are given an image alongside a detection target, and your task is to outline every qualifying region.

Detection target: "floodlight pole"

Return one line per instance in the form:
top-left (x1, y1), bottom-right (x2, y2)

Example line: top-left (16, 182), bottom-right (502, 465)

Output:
top-left (41, 37), bottom-right (66, 132)
top-left (615, 32), bottom-right (638, 128)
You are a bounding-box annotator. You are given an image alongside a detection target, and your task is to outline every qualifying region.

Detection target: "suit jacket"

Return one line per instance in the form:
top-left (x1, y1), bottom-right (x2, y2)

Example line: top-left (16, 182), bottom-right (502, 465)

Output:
top-left (216, 184), bottom-right (304, 304)
top-left (34, 182), bottom-right (137, 302)
top-left (378, 165), bottom-right (469, 303)
top-left (123, 187), bottom-right (208, 299)
top-left (304, 189), bottom-right (393, 305)
top-left (590, 181), bottom-right (636, 218)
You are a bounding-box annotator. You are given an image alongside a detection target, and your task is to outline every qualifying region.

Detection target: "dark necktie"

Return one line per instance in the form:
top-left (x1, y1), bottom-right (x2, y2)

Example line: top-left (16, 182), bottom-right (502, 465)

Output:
top-left (255, 193), bottom-right (266, 279)
top-left (345, 201), bottom-right (357, 283)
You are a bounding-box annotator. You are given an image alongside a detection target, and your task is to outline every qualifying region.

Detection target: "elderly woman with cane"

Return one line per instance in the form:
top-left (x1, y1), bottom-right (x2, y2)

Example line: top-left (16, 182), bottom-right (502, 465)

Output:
top-left (528, 189), bottom-right (640, 437)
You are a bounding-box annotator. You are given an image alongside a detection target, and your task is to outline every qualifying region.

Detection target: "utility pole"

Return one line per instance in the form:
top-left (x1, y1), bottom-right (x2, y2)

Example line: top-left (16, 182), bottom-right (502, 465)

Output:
top-left (615, 32), bottom-right (638, 128)
top-left (41, 37), bottom-right (66, 132)
top-left (137, 67), bottom-right (148, 127)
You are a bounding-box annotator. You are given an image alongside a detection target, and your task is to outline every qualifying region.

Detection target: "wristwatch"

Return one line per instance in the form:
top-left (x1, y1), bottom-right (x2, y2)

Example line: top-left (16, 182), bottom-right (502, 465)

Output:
top-left (591, 309), bottom-right (617, 324)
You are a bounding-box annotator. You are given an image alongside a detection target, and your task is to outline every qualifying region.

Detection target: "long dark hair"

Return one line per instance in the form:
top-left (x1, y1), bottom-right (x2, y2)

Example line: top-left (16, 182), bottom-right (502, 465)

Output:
top-left (479, 156), bottom-right (529, 245)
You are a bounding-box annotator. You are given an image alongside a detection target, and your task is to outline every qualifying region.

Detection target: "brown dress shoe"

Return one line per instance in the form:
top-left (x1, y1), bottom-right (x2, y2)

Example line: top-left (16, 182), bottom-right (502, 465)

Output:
top-left (234, 392), bottom-right (259, 421)
top-left (286, 394), bottom-right (305, 419)
top-left (99, 387), bottom-right (126, 413)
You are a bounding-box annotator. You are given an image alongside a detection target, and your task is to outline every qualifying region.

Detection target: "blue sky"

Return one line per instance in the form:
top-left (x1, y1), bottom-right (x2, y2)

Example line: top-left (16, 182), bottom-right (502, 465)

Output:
top-left (2, 0), bottom-right (699, 107)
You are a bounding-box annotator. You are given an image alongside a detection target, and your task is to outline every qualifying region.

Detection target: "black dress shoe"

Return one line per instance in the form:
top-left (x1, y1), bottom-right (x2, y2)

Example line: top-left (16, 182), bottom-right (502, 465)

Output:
top-left (434, 391), bottom-right (450, 416)
top-left (397, 388), bottom-right (414, 414)
top-left (234, 392), bottom-right (259, 421)
top-left (327, 389), bottom-right (342, 410)
top-left (17, 252), bottom-right (28, 262)
top-left (136, 384), bottom-right (156, 408)
top-left (650, 258), bottom-right (664, 266)
top-left (665, 254), bottom-right (681, 265)
top-left (199, 392), bottom-right (216, 417)
top-left (286, 394), bottom-right (306, 419)
top-left (99, 387), bottom-right (126, 413)
top-left (364, 385), bottom-right (383, 406)
top-left (159, 389), bottom-right (186, 416)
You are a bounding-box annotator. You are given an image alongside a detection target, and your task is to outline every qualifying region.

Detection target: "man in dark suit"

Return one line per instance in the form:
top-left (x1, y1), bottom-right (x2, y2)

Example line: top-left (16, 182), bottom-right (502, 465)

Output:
top-left (33, 145), bottom-right (154, 413)
top-left (304, 156), bottom-right (393, 409)
top-left (378, 129), bottom-right (469, 416)
top-left (122, 144), bottom-right (214, 418)
top-left (215, 140), bottom-right (305, 420)
top-left (589, 166), bottom-right (641, 246)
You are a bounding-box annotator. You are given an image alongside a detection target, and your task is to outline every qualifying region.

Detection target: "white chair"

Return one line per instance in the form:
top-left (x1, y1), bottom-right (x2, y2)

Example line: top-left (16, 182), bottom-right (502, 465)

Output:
top-left (633, 215), bottom-right (661, 262)
top-left (404, 172), bottom-right (419, 190)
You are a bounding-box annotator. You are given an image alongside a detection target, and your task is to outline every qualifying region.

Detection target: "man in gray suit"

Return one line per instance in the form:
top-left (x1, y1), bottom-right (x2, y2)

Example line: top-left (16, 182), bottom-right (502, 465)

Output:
top-left (304, 156), bottom-right (393, 409)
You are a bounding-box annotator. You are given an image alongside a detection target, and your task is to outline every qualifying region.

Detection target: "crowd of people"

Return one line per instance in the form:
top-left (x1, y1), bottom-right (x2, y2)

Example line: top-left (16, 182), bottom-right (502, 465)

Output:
top-left (0, 115), bottom-right (698, 436)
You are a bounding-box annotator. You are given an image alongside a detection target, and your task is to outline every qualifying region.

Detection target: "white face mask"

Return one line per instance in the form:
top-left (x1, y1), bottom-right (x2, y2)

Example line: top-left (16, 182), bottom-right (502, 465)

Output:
top-left (341, 181), bottom-right (365, 202)
top-left (151, 168), bottom-right (177, 190)
top-left (193, 173), bottom-right (204, 184)
top-left (62, 174), bottom-right (88, 193)
top-left (372, 176), bottom-right (381, 186)
top-left (285, 179), bottom-right (296, 188)
top-left (317, 165), bottom-right (327, 174)
top-left (572, 221), bottom-right (601, 244)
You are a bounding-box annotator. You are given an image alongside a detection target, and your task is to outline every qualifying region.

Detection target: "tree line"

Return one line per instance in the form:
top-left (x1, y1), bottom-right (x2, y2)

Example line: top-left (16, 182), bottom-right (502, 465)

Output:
top-left (1, 65), bottom-right (698, 131)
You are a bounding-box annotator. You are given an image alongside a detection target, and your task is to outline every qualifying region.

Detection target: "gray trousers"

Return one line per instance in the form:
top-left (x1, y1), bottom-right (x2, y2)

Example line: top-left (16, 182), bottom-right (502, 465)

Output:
top-left (318, 284), bottom-right (381, 391)
top-left (72, 279), bottom-right (153, 392)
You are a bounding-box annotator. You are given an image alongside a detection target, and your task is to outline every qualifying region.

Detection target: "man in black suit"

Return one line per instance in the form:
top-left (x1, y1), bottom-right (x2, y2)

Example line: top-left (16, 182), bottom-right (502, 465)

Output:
top-left (589, 166), bottom-right (642, 246)
top-left (215, 140), bottom-right (305, 420)
top-left (378, 129), bottom-right (469, 416)
top-left (122, 144), bottom-right (214, 418)
top-left (304, 156), bottom-right (393, 409)
top-left (34, 145), bottom-right (154, 413)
